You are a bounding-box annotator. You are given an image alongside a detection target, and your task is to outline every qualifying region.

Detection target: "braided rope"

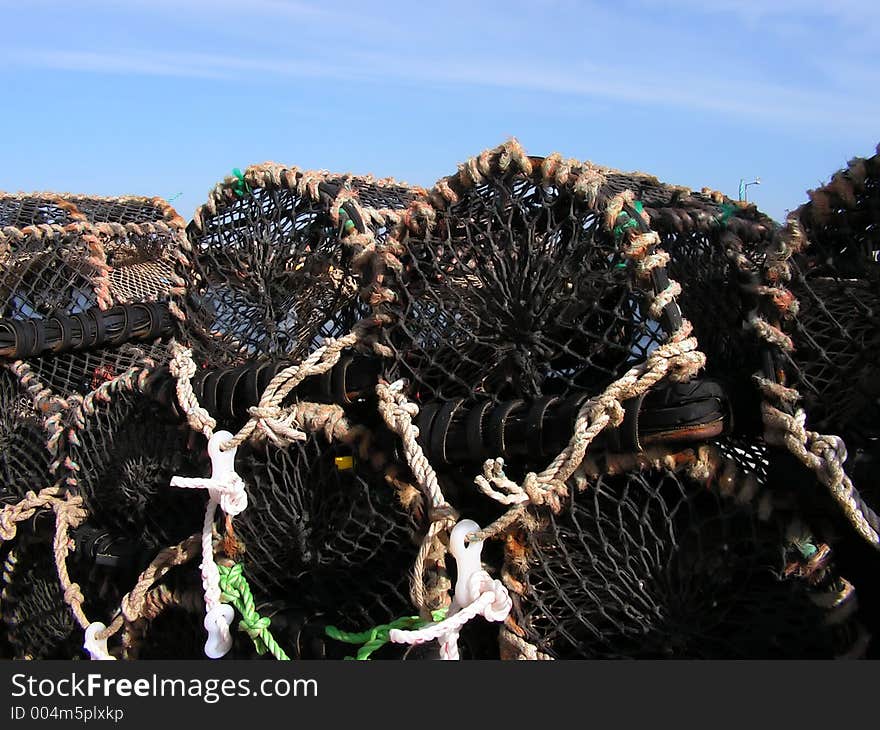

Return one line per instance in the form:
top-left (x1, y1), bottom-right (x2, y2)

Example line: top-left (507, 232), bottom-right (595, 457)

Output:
top-left (376, 380), bottom-right (456, 612)
top-left (751, 217), bottom-right (880, 548)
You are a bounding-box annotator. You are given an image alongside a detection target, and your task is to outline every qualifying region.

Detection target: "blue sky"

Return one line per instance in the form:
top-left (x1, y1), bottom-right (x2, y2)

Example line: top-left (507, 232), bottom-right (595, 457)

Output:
top-left (0, 0), bottom-right (877, 222)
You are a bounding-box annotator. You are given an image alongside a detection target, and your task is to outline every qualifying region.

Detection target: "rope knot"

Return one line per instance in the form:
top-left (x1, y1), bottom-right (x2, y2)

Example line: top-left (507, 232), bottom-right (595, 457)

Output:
top-left (246, 404), bottom-right (307, 445)
top-left (466, 572), bottom-right (512, 623)
top-left (239, 615), bottom-right (271, 639)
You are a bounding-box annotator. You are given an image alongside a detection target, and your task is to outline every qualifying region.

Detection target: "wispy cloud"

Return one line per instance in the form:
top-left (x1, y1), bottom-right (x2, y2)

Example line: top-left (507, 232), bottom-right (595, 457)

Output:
top-left (3, 44), bottom-right (874, 138)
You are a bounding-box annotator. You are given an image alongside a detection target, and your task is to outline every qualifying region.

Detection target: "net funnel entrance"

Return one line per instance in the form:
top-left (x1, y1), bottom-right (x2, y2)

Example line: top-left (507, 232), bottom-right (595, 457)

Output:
top-left (507, 460), bottom-right (856, 659)
top-left (177, 165), bottom-right (422, 368)
top-left (382, 152), bottom-right (681, 407)
top-left (61, 378), bottom-right (207, 556)
top-left (234, 436), bottom-right (423, 632)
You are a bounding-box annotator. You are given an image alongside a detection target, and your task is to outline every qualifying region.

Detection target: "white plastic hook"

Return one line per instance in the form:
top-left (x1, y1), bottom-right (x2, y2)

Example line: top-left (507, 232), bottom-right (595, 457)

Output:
top-left (449, 519), bottom-right (484, 610)
top-left (205, 430), bottom-right (247, 516)
top-left (204, 604), bottom-right (235, 659)
top-left (83, 622), bottom-right (116, 661)
top-left (208, 430), bottom-right (237, 477)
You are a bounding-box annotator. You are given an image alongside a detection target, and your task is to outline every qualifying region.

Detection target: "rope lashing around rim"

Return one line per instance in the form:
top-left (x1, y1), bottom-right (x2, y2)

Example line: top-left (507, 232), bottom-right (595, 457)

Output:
top-left (217, 563), bottom-right (289, 661)
top-left (375, 379), bottom-right (458, 612)
top-left (755, 376), bottom-right (880, 547)
top-left (168, 322), bottom-right (367, 449)
top-left (746, 216), bottom-right (880, 549)
top-left (325, 609), bottom-right (448, 660)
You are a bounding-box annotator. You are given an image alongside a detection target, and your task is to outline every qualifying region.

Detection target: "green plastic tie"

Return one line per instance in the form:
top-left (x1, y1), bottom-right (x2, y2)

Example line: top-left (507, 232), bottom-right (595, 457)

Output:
top-left (217, 563), bottom-right (289, 660)
top-left (716, 202), bottom-right (736, 227)
top-left (794, 539), bottom-right (818, 559)
top-left (325, 609), bottom-right (447, 660)
top-left (338, 207), bottom-right (356, 234)
top-left (231, 168), bottom-right (251, 198)
top-left (613, 200), bottom-right (644, 239)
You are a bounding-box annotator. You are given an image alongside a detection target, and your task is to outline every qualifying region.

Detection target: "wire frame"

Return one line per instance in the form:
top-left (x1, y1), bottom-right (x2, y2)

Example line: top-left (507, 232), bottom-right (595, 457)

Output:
top-left (506, 458), bottom-right (857, 659)
top-left (177, 165), bottom-right (421, 368)
top-left (379, 145), bottom-right (680, 407)
top-left (234, 436), bottom-right (422, 631)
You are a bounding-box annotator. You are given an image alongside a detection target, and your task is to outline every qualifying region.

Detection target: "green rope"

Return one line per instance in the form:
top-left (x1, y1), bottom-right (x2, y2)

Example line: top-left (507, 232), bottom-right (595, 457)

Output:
top-left (715, 201), bottom-right (737, 227)
top-left (792, 538), bottom-right (818, 559)
top-left (613, 200), bottom-right (644, 239)
top-left (231, 168), bottom-right (251, 198)
top-left (338, 207), bottom-right (356, 234)
top-left (325, 609), bottom-right (447, 660)
top-left (217, 563), bottom-right (289, 660)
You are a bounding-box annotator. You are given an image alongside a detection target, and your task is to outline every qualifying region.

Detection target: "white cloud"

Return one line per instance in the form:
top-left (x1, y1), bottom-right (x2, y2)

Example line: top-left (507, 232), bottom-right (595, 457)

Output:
top-left (3, 44), bottom-right (874, 138)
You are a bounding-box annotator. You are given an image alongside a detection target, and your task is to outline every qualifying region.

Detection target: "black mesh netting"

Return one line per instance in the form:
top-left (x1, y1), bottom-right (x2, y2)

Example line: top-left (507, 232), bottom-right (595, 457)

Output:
top-left (381, 169), bottom-right (668, 406)
top-left (0, 195), bottom-right (81, 229)
top-left (508, 462), bottom-right (855, 659)
top-left (178, 175), bottom-right (390, 368)
top-left (234, 436), bottom-right (422, 632)
top-left (0, 515), bottom-right (84, 659)
top-left (642, 191), bottom-right (774, 433)
top-left (1, 231), bottom-right (103, 319)
top-left (22, 342), bottom-right (169, 401)
top-left (0, 367), bottom-right (52, 505)
top-left (63, 386), bottom-right (207, 554)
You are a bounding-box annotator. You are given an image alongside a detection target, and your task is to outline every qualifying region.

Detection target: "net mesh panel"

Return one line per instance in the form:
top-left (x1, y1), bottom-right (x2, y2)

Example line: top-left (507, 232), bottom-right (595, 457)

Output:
top-left (64, 387), bottom-right (207, 554)
top-left (0, 195), bottom-right (80, 228)
top-left (0, 367), bottom-right (52, 505)
top-left (383, 172), bottom-right (666, 405)
top-left (179, 181), bottom-right (371, 368)
top-left (62, 195), bottom-right (171, 227)
top-left (643, 190), bottom-right (773, 413)
top-left (22, 342), bottom-right (168, 400)
top-left (509, 464), bottom-right (847, 659)
top-left (785, 150), bottom-right (880, 514)
top-left (234, 437), bottom-right (421, 631)
top-left (1, 232), bottom-right (102, 319)
top-left (0, 517), bottom-right (83, 659)
top-left (797, 148), bottom-right (880, 279)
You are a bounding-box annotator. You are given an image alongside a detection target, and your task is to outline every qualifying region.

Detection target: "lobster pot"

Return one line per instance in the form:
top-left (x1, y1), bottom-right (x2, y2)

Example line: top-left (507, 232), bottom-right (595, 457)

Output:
top-left (503, 447), bottom-right (862, 659)
top-left (379, 141), bottom-right (681, 408)
top-left (61, 381), bottom-right (206, 557)
top-left (784, 147), bottom-right (880, 476)
top-left (234, 435), bottom-right (423, 632)
top-left (0, 192), bottom-right (187, 405)
top-left (176, 165), bottom-right (422, 368)
top-left (0, 192), bottom-right (185, 319)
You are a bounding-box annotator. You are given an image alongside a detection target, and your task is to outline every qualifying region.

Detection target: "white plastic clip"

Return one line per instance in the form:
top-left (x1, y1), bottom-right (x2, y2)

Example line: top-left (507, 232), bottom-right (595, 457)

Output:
top-left (206, 430), bottom-right (246, 515)
top-left (204, 604), bottom-right (235, 659)
top-left (83, 622), bottom-right (116, 661)
top-left (449, 519), bottom-right (485, 610)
